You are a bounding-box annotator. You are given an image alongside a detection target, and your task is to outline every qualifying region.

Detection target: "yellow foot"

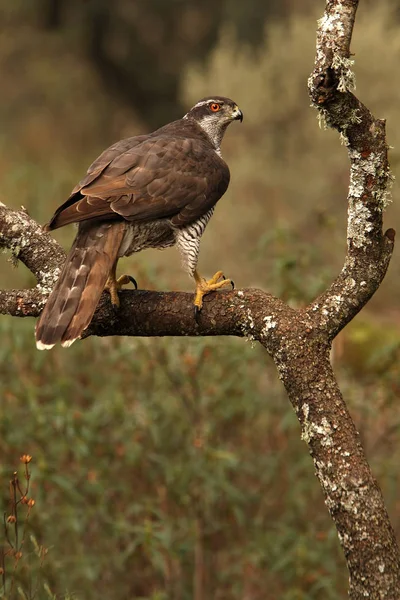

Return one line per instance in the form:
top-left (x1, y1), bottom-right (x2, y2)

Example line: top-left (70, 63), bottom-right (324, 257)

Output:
top-left (105, 274), bottom-right (138, 309)
top-left (194, 270), bottom-right (234, 316)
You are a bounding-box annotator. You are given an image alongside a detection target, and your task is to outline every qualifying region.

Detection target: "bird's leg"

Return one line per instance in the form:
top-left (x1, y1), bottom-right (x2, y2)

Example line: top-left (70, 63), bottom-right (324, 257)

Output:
top-left (193, 269), bottom-right (234, 315)
top-left (105, 261), bottom-right (138, 309)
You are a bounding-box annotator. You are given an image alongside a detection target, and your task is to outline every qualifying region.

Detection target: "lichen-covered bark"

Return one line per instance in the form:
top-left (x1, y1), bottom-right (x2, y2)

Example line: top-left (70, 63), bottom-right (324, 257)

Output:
top-left (276, 341), bottom-right (400, 598)
top-left (0, 0), bottom-right (399, 597)
top-left (0, 202), bottom-right (65, 315)
top-left (305, 1), bottom-right (399, 596)
top-left (307, 2), bottom-right (394, 342)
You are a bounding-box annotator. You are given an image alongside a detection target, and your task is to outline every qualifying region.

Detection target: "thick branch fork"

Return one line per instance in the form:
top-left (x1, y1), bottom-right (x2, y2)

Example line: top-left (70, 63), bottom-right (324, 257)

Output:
top-left (0, 0), bottom-right (399, 597)
top-left (306, 0), bottom-right (399, 596)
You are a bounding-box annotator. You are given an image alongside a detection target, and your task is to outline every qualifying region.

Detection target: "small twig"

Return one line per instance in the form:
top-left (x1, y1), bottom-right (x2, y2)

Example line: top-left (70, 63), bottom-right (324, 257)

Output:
top-left (11, 475), bottom-right (18, 552)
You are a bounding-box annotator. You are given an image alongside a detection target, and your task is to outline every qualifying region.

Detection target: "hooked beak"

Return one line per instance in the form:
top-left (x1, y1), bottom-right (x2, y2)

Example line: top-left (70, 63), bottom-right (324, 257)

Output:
top-left (232, 106), bottom-right (243, 122)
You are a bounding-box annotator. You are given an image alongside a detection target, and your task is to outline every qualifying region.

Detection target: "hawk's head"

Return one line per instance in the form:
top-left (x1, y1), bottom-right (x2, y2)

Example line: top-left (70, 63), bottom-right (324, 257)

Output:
top-left (185, 96), bottom-right (243, 152)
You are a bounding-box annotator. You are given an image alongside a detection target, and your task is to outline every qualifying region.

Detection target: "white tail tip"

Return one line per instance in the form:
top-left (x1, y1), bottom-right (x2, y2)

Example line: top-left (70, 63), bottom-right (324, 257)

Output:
top-left (36, 338), bottom-right (78, 350)
top-left (61, 338), bottom-right (77, 348)
top-left (36, 340), bottom-right (55, 351)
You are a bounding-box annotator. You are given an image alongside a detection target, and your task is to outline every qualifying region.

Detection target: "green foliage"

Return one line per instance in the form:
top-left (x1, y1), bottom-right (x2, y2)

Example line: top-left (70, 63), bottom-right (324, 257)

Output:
top-left (1, 1), bottom-right (400, 598)
top-left (1, 317), bottom-right (399, 598)
top-left (0, 321), bottom-right (350, 599)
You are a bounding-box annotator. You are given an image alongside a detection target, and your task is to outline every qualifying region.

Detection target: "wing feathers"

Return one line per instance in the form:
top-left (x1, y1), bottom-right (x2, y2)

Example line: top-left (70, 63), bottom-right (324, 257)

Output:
top-left (46, 122), bottom-right (230, 231)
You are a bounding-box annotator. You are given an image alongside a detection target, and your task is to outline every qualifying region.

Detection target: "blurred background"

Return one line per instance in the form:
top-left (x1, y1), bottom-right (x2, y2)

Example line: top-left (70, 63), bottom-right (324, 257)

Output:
top-left (1, 1), bottom-right (399, 598)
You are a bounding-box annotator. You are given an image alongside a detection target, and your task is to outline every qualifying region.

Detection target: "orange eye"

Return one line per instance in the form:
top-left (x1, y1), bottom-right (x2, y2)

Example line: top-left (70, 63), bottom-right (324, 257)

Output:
top-left (210, 103), bottom-right (221, 112)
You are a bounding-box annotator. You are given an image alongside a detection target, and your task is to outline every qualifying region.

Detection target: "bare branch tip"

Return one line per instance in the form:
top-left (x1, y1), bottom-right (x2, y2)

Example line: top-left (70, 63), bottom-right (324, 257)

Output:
top-left (384, 228), bottom-right (396, 242)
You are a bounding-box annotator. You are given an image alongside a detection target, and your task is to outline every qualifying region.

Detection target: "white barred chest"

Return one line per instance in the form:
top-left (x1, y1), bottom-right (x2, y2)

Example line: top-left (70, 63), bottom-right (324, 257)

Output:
top-left (117, 209), bottom-right (214, 276)
top-left (118, 220), bottom-right (176, 257)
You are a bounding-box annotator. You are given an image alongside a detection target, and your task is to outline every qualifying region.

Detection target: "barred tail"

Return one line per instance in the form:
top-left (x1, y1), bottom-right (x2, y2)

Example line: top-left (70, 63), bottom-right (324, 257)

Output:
top-left (35, 221), bottom-right (125, 350)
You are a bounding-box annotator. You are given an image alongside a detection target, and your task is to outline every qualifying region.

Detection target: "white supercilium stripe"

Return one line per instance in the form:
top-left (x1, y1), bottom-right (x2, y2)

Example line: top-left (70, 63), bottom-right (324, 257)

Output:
top-left (183, 99), bottom-right (223, 119)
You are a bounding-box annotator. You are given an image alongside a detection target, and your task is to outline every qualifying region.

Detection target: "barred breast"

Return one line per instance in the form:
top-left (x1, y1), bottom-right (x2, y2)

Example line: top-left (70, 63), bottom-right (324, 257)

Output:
top-left (175, 208), bottom-right (214, 275)
top-left (118, 208), bottom-right (214, 277)
top-left (118, 220), bottom-right (175, 257)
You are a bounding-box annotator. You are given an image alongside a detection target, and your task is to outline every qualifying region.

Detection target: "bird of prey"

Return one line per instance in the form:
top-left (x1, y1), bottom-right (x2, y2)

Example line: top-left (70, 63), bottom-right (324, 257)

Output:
top-left (35, 96), bottom-right (243, 350)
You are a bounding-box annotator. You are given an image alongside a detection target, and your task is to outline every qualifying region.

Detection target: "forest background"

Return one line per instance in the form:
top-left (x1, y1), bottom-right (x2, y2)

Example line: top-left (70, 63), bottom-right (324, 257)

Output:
top-left (0, 1), bottom-right (399, 598)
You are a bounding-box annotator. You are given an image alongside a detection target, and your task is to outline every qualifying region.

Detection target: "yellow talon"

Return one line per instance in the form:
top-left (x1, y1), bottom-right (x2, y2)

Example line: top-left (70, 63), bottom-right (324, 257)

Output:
top-left (193, 269), bottom-right (233, 314)
top-left (105, 268), bottom-right (137, 308)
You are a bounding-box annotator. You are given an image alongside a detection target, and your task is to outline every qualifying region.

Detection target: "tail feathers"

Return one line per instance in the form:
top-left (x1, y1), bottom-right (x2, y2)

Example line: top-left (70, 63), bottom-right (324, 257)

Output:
top-left (59, 247), bottom-right (114, 346)
top-left (35, 221), bottom-right (125, 350)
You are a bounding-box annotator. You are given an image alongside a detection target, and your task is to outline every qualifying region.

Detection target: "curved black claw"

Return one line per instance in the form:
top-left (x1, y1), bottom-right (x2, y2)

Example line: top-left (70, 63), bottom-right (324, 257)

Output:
top-left (221, 274), bottom-right (234, 290)
top-left (194, 305), bottom-right (201, 322)
top-left (128, 275), bottom-right (138, 290)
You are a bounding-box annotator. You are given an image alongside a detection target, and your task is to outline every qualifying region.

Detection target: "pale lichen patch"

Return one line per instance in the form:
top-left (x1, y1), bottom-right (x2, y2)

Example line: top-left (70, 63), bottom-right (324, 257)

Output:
top-left (262, 315), bottom-right (277, 337)
top-left (380, 168), bottom-right (395, 209)
top-left (347, 149), bottom-right (381, 246)
top-left (317, 110), bottom-right (329, 130)
top-left (332, 54), bottom-right (356, 93)
top-left (247, 308), bottom-right (255, 330)
top-left (240, 307), bottom-right (256, 345)
top-left (36, 267), bottom-right (61, 299)
top-left (339, 110), bottom-right (361, 146)
top-left (349, 148), bottom-right (393, 212)
top-left (301, 414), bottom-right (334, 446)
top-left (319, 274), bottom-right (366, 326)
top-left (348, 199), bottom-right (374, 248)
top-left (340, 131), bottom-right (350, 146)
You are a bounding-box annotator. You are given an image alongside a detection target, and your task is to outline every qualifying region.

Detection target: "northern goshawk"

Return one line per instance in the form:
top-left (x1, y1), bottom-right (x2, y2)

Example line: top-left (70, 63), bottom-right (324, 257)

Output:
top-left (35, 96), bottom-right (243, 349)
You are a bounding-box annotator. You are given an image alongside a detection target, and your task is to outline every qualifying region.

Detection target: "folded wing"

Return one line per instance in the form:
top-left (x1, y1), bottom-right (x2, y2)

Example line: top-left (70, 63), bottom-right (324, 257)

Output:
top-left (47, 134), bottom-right (230, 231)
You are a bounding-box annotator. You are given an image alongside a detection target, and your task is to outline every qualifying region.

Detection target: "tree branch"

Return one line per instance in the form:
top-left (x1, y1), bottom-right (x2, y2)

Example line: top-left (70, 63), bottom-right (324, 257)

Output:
top-left (1, 1), bottom-right (399, 597)
top-left (276, 340), bottom-right (400, 598)
top-left (0, 202), bottom-right (65, 312)
top-left (307, 1), bottom-right (394, 339)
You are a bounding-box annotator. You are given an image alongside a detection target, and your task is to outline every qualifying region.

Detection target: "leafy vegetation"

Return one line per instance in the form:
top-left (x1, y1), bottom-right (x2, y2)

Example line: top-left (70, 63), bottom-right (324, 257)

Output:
top-left (1, 327), bottom-right (348, 599)
top-left (1, 1), bottom-right (399, 598)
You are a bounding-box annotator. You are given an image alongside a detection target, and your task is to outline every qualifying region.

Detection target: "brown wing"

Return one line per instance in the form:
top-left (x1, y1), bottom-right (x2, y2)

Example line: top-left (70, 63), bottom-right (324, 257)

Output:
top-left (47, 131), bottom-right (230, 231)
